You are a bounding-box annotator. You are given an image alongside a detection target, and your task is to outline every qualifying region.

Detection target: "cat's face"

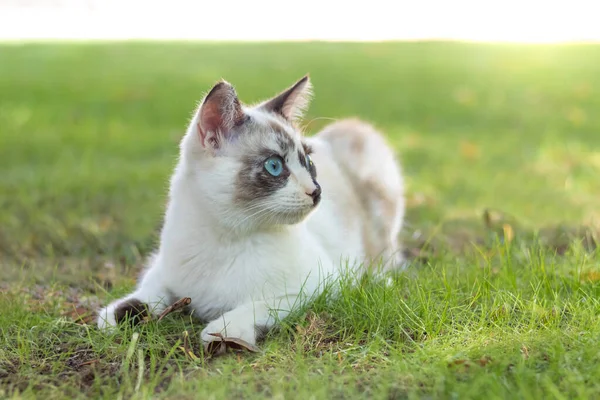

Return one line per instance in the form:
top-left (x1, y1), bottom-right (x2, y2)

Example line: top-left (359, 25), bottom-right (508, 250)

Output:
top-left (183, 76), bottom-right (321, 231)
top-left (231, 110), bottom-right (320, 226)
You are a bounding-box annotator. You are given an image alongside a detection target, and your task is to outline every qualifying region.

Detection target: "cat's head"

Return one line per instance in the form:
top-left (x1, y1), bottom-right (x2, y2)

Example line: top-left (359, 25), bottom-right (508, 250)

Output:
top-left (179, 76), bottom-right (321, 232)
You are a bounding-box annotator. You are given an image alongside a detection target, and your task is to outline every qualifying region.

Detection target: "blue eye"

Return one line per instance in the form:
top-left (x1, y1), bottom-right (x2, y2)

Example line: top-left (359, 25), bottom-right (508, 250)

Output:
top-left (264, 156), bottom-right (284, 176)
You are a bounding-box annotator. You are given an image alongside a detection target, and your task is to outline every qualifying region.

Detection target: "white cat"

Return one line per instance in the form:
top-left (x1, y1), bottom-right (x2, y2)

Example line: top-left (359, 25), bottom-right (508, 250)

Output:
top-left (97, 76), bottom-right (405, 347)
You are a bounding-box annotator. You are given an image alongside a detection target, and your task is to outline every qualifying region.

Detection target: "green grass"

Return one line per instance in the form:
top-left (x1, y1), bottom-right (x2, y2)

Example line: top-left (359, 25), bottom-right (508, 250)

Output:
top-left (1, 41), bottom-right (600, 399)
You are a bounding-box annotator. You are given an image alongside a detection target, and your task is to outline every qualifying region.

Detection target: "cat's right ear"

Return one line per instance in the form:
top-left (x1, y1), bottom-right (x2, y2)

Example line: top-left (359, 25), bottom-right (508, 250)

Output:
top-left (195, 81), bottom-right (246, 151)
top-left (259, 75), bottom-right (312, 122)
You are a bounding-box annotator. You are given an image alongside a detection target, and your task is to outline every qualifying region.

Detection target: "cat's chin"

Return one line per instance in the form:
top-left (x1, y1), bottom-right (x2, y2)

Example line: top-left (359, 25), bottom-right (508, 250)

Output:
top-left (269, 206), bottom-right (317, 226)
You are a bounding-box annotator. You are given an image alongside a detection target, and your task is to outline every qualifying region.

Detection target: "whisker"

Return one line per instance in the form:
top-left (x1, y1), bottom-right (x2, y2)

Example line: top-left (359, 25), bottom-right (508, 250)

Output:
top-left (224, 201), bottom-right (281, 235)
top-left (301, 116), bottom-right (339, 131)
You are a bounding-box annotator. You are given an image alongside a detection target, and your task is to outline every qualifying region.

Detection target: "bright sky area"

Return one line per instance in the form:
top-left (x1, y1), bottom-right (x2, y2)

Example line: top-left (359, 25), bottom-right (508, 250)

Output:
top-left (0, 0), bottom-right (598, 42)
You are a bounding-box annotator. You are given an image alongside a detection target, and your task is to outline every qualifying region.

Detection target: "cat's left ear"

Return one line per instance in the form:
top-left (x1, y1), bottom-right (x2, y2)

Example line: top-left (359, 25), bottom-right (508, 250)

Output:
top-left (196, 80), bottom-right (246, 151)
top-left (259, 75), bottom-right (312, 122)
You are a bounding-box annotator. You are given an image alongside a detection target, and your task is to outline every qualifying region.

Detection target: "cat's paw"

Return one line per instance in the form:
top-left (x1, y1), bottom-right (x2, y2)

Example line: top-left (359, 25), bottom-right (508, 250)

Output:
top-left (97, 298), bottom-right (149, 330)
top-left (201, 317), bottom-right (257, 346)
top-left (97, 304), bottom-right (118, 330)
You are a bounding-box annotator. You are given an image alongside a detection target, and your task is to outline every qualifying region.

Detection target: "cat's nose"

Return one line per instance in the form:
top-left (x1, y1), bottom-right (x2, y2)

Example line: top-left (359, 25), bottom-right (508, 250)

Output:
top-left (306, 182), bottom-right (321, 205)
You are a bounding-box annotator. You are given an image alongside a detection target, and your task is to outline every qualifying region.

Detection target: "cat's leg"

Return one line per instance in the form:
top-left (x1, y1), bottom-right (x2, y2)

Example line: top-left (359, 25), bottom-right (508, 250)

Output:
top-left (200, 294), bottom-right (302, 346)
top-left (97, 266), bottom-right (171, 329)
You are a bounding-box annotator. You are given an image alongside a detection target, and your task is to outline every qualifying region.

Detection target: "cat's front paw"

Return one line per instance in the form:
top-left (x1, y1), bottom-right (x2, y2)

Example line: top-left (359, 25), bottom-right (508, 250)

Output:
top-left (201, 317), bottom-right (257, 346)
top-left (97, 304), bottom-right (118, 330)
top-left (97, 299), bottom-right (149, 330)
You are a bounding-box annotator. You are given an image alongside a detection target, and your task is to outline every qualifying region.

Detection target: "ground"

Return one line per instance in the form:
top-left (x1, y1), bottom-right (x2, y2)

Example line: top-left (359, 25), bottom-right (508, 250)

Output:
top-left (1, 42), bottom-right (599, 399)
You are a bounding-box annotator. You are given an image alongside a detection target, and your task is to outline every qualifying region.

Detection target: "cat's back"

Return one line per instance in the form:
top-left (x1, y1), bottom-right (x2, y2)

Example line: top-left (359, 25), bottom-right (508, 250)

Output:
top-left (303, 135), bottom-right (368, 265)
top-left (306, 119), bottom-right (405, 269)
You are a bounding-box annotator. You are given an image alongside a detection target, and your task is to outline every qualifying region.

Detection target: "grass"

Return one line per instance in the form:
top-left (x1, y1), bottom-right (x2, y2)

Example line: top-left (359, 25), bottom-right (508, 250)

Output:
top-left (1, 41), bottom-right (600, 399)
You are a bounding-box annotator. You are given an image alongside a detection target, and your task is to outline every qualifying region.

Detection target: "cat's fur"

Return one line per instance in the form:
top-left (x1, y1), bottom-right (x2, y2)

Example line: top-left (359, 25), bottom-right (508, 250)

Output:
top-left (97, 76), bottom-right (405, 346)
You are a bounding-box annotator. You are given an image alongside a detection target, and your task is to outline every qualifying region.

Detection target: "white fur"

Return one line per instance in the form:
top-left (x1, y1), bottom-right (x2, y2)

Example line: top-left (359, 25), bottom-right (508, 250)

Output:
top-left (98, 79), bottom-right (405, 346)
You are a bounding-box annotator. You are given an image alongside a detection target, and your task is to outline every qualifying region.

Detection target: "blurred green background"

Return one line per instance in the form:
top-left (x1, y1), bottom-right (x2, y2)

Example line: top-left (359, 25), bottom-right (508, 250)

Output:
top-left (1, 42), bottom-right (598, 269)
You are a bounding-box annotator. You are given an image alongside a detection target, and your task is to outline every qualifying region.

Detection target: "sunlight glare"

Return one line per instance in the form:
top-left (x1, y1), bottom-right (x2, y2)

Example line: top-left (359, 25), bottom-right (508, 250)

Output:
top-left (0, 0), bottom-right (597, 42)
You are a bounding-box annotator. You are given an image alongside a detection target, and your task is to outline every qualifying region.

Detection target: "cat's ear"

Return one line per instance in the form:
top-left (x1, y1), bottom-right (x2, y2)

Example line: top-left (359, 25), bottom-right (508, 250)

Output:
top-left (196, 80), bottom-right (246, 150)
top-left (260, 75), bottom-right (312, 122)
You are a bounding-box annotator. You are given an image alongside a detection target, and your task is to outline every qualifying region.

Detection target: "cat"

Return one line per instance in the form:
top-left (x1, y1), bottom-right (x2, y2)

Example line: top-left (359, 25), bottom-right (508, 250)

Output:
top-left (97, 76), bottom-right (405, 347)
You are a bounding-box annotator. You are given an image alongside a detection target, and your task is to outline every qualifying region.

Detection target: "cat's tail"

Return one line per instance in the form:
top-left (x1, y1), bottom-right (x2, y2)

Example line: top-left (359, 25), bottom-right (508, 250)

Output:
top-left (317, 118), bottom-right (406, 271)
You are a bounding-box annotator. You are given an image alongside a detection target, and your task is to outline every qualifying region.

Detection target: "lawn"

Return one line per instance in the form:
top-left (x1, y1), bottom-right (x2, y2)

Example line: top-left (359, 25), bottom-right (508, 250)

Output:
top-left (1, 41), bottom-right (599, 399)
